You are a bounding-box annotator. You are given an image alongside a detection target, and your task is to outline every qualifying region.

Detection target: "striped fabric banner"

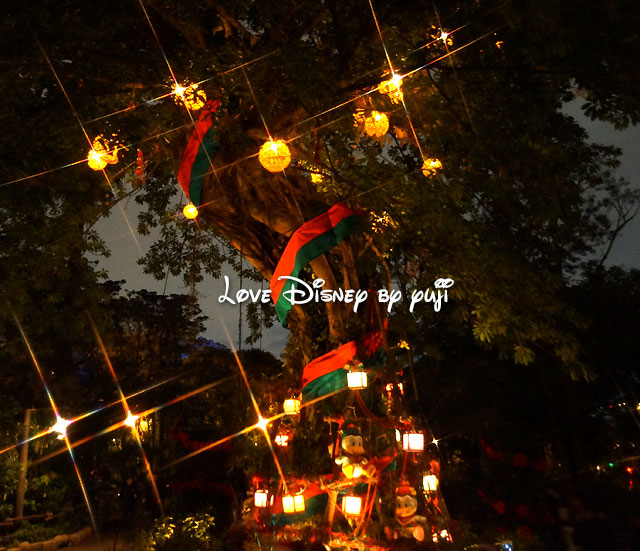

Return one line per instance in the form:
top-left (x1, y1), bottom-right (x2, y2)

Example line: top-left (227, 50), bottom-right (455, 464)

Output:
top-left (270, 204), bottom-right (364, 326)
top-left (177, 100), bottom-right (221, 207)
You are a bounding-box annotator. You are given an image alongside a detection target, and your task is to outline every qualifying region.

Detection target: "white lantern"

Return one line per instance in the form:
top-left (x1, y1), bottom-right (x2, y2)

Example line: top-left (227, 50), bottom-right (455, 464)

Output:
top-left (402, 432), bottom-right (424, 452)
top-left (347, 370), bottom-right (367, 389)
top-left (254, 490), bottom-right (269, 508)
top-left (423, 473), bottom-right (438, 493)
top-left (282, 493), bottom-right (305, 513)
top-left (341, 495), bottom-right (363, 516)
top-left (283, 398), bottom-right (301, 415)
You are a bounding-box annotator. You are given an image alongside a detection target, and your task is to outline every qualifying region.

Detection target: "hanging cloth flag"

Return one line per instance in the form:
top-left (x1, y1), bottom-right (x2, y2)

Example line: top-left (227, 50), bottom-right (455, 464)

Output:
top-left (301, 330), bottom-right (385, 403)
top-left (270, 203), bottom-right (364, 326)
top-left (177, 99), bottom-right (221, 207)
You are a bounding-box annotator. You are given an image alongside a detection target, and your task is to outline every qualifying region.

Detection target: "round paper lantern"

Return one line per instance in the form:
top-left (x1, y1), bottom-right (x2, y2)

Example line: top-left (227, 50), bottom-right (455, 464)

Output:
top-left (364, 111), bottom-right (389, 137)
top-left (183, 203), bottom-right (199, 219)
top-left (258, 140), bottom-right (291, 173)
top-left (421, 158), bottom-right (442, 177)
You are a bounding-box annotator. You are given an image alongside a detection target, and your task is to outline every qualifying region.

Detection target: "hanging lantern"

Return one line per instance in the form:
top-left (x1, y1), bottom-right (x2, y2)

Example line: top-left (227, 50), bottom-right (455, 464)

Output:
top-left (341, 495), bottom-right (363, 517)
top-left (254, 490), bottom-right (269, 508)
top-left (421, 158), bottom-right (442, 177)
top-left (423, 473), bottom-right (438, 493)
top-left (258, 140), bottom-right (291, 173)
top-left (282, 493), bottom-right (305, 514)
top-left (173, 82), bottom-right (207, 111)
top-left (183, 203), bottom-right (199, 219)
top-left (347, 367), bottom-right (367, 389)
top-left (402, 431), bottom-right (425, 452)
top-left (377, 74), bottom-right (404, 104)
top-left (364, 111), bottom-right (389, 137)
top-left (283, 398), bottom-right (301, 415)
top-left (87, 135), bottom-right (118, 171)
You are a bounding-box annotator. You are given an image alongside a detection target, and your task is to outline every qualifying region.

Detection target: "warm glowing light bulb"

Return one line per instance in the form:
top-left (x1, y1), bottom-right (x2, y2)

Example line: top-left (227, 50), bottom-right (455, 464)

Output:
top-left (87, 149), bottom-right (108, 171)
top-left (124, 412), bottom-right (139, 428)
top-left (172, 84), bottom-right (187, 97)
top-left (363, 111), bottom-right (389, 137)
top-left (390, 73), bottom-right (403, 88)
top-left (51, 416), bottom-right (72, 439)
top-left (256, 416), bottom-right (269, 432)
top-left (183, 203), bottom-right (199, 219)
top-left (440, 31), bottom-right (450, 42)
top-left (432, 437), bottom-right (439, 446)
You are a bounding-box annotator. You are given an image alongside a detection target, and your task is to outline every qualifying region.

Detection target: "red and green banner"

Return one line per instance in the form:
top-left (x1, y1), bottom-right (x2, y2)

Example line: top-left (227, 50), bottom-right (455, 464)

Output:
top-left (301, 331), bottom-right (385, 402)
top-left (177, 100), bottom-right (221, 207)
top-left (270, 203), bottom-right (364, 326)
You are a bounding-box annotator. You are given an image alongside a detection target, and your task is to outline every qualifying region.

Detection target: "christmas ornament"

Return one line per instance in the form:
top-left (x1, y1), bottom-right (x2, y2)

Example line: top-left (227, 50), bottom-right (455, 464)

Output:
top-left (390, 481), bottom-right (428, 541)
top-left (363, 111), bottom-right (389, 137)
top-left (258, 140), bottom-right (291, 172)
top-left (421, 158), bottom-right (442, 177)
top-left (335, 424), bottom-right (376, 479)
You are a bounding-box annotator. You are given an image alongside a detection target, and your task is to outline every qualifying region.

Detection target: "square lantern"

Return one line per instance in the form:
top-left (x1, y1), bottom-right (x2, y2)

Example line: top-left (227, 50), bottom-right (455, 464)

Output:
top-left (282, 493), bottom-right (305, 514)
top-left (254, 490), bottom-right (269, 508)
top-left (423, 474), bottom-right (438, 493)
top-left (402, 432), bottom-right (425, 452)
top-left (283, 398), bottom-right (301, 415)
top-left (347, 370), bottom-right (367, 389)
top-left (341, 495), bottom-right (363, 517)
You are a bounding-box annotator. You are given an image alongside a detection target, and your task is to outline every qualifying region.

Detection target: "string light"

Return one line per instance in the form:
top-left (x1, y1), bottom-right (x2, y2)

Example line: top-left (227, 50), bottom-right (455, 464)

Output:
top-left (50, 416), bottom-right (72, 440)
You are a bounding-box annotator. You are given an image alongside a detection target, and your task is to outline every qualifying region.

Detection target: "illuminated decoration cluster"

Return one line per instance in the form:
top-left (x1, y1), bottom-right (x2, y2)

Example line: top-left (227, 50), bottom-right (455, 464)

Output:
top-left (172, 82), bottom-right (207, 111)
top-left (258, 139), bottom-right (291, 172)
top-left (377, 74), bottom-right (404, 104)
top-left (87, 135), bottom-right (119, 171)
top-left (363, 111), bottom-right (389, 138)
top-left (183, 203), bottom-right (199, 219)
top-left (421, 157), bottom-right (443, 177)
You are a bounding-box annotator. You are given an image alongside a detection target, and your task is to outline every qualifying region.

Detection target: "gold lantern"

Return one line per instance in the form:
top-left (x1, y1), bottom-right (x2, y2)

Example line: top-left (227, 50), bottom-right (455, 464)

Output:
top-left (364, 111), bottom-right (389, 137)
top-left (421, 158), bottom-right (443, 177)
top-left (283, 398), bottom-right (301, 415)
top-left (341, 495), bottom-right (363, 517)
top-left (402, 432), bottom-right (425, 452)
top-left (258, 140), bottom-right (291, 173)
top-left (282, 493), bottom-right (305, 514)
top-left (87, 135), bottom-right (118, 171)
top-left (377, 74), bottom-right (404, 104)
top-left (347, 368), bottom-right (367, 389)
top-left (183, 203), bottom-right (199, 219)
top-left (254, 490), bottom-right (269, 508)
top-left (423, 473), bottom-right (438, 493)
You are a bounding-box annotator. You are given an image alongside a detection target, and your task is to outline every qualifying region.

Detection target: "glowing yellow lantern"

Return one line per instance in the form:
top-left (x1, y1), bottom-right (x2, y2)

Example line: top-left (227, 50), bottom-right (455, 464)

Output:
top-left (377, 74), bottom-right (404, 104)
top-left (87, 135), bottom-right (118, 171)
top-left (364, 111), bottom-right (389, 137)
top-left (183, 203), bottom-right (199, 219)
top-left (341, 495), bottom-right (363, 517)
top-left (283, 398), bottom-right (301, 415)
top-left (423, 473), bottom-right (438, 493)
top-left (258, 140), bottom-right (291, 173)
top-left (254, 490), bottom-right (269, 508)
top-left (402, 432), bottom-right (425, 452)
top-left (421, 158), bottom-right (443, 177)
top-left (347, 369), bottom-right (367, 389)
top-left (282, 493), bottom-right (305, 513)
top-left (310, 172), bottom-right (324, 184)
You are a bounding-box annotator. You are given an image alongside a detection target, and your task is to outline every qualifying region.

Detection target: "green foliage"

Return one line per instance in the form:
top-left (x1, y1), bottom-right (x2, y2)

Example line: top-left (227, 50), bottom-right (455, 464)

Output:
top-left (144, 514), bottom-right (219, 551)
